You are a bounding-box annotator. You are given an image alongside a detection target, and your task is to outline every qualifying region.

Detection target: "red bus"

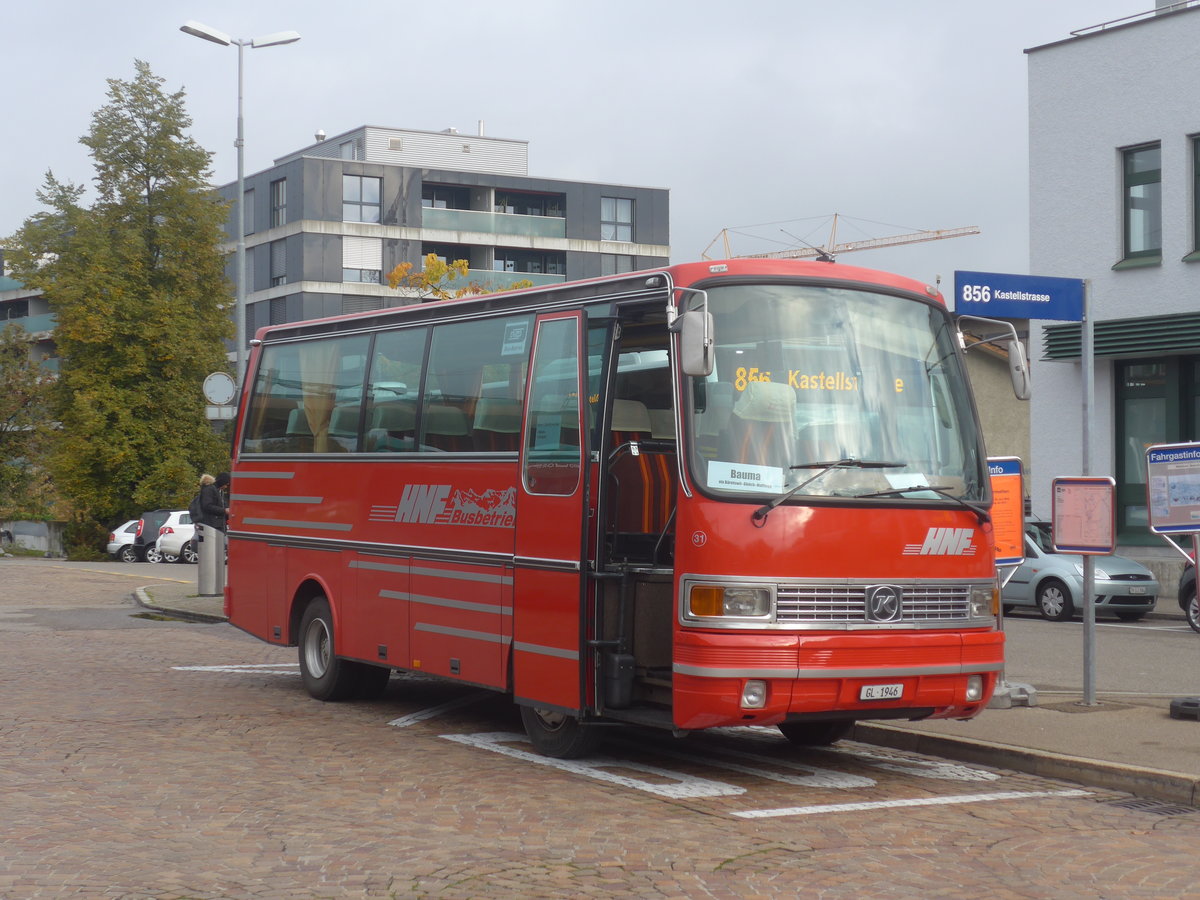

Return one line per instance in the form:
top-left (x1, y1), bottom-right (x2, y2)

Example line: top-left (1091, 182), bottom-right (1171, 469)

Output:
top-left (228, 258), bottom-right (1015, 757)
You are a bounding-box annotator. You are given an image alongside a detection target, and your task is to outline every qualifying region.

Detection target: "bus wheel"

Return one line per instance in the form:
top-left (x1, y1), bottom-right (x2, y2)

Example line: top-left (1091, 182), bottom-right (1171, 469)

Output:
top-left (520, 705), bottom-right (600, 759)
top-left (298, 596), bottom-right (359, 702)
top-left (778, 720), bottom-right (854, 746)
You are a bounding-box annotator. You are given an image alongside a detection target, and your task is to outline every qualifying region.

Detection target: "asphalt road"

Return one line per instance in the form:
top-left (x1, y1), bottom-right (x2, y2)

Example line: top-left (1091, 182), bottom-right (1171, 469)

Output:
top-left (3, 558), bottom-right (1200, 898)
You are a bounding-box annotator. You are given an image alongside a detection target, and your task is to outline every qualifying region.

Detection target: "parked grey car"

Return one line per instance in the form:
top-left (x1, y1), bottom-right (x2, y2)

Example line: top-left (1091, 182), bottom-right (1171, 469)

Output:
top-left (1002, 520), bottom-right (1159, 621)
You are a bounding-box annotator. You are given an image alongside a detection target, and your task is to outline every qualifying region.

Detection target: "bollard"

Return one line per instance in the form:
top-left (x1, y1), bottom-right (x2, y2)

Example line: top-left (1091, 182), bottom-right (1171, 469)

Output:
top-left (196, 525), bottom-right (226, 596)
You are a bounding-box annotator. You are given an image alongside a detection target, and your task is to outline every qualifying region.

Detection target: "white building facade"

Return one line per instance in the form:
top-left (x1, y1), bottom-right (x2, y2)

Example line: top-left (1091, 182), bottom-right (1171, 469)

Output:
top-left (1027, 1), bottom-right (1200, 557)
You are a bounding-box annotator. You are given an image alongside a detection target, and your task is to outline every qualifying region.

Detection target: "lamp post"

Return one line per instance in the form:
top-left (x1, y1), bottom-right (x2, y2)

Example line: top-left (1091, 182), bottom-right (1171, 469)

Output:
top-left (181, 20), bottom-right (300, 389)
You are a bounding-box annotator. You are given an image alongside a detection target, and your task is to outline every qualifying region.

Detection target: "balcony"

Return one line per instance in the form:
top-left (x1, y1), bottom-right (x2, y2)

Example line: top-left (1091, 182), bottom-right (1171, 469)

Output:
top-left (3, 312), bottom-right (56, 336)
top-left (422, 207), bottom-right (566, 240)
top-left (469, 269), bottom-right (565, 290)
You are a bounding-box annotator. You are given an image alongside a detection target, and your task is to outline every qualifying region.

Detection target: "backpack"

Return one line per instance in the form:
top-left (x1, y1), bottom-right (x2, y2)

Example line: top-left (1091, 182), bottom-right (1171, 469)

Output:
top-left (188, 492), bottom-right (203, 525)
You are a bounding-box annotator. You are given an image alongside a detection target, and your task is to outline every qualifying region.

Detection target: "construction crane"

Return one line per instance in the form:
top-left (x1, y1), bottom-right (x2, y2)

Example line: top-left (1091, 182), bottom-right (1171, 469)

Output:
top-left (702, 213), bottom-right (980, 262)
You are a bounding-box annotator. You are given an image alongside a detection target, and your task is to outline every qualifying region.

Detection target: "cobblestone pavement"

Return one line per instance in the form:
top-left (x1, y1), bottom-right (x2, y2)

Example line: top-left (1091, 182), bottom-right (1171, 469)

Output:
top-left (4, 561), bottom-right (1200, 898)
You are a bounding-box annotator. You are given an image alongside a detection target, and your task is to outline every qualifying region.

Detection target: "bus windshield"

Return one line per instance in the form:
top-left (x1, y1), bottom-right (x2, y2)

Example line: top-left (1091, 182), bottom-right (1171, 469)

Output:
top-left (688, 282), bottom-right (986, 502)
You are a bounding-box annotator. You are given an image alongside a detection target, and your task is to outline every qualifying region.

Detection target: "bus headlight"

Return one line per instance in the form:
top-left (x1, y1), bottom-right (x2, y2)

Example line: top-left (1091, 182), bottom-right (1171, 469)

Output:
top-left (969, 583), bottom-right (999, 618)
top-left (688, 584), bottom-right (772, 619)
top-left (965, 675), bottom-right (984, 702)
top-left (741, 680), bottom-right (768, 708)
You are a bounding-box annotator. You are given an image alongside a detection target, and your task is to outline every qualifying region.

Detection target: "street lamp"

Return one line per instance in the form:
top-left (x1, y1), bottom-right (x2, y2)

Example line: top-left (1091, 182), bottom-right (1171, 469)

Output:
top-left (181, 20), bottom-right (300, 389)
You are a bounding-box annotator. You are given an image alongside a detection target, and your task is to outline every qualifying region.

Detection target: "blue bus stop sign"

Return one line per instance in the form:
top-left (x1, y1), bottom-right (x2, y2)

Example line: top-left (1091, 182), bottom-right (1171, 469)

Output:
top-left (954, 271), bottom-right (1084, 322)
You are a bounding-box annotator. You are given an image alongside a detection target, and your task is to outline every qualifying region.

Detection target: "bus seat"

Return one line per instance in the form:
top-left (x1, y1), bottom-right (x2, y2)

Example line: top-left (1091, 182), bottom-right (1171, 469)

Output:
top-left (366, 400), bottom-right (416, 451)
top-left (473, 397), bottom-right (521, 452)
top-left (611, 399), bottom-right (652, 435)
top-left (719, 381), bottom-right (796, 467)
top-left (610, 398), bottom-right (675, 555)
top-left (286, 407), bottom-right (312, 436)
top-left (647, 408), bottom-right (675, 440)
top-left (424, 404), bottom-right (470, 452)
top-left (326, 405), bottom-right (361, 451)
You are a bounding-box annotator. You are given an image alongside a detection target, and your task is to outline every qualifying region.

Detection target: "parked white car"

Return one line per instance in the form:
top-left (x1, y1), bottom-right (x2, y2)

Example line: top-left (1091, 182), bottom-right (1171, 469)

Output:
top-left (106, 519), bottom-right (139, 562)
top-left (149, 511), bottom-right (196, 564)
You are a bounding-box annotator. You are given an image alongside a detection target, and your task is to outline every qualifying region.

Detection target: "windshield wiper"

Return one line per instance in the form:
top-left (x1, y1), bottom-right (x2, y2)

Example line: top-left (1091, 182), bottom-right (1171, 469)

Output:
top-left (751, 458), bottom-right (904, 524)
top-left (855, 485), bottom-right (990, 525)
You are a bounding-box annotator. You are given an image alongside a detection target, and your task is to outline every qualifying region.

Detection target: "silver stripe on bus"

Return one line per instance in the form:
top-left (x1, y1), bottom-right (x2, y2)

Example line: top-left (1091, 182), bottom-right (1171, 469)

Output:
top-left (672, 662), bottom-right (1005, 679)
top-left (513, 556), bottom-right (581, 573)
top-left (242, 518), bottom-right (353, 532)
top-left (382, 590), bottom-right (512, 616)
top-left (233, 531), bottom-right (514, 568)
top-left (233, 494), bottom-right (323, 504)
top-left (513, 641), bottom-right (579, 660)
top-left (414, 623), bottom-right (511, 645)
top-left (233, 471), bottom-right (296, 479)
top-left (410, 566), bottom-right (513, 585)
top-left (349, 560), bottom-right (408, 574)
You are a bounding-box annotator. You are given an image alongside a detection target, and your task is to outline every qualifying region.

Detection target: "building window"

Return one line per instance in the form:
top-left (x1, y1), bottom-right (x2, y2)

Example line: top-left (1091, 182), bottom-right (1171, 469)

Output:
top-left (601, 254), bottom-right (634, 276)
top-left (343, 175), bottom-right (381, 223)
top-left (494, 249), bottom-right (566, 275)
top-left (340, 140), bottom-right (357, 160)
top-left (269, 239), bottom-right (287, 287)
top-left (1122, 144), bottom-right (1161, 261)
top-left (342, 235), bottom-right (382, 284)
top-left (1193, 137), bottom-right (1200, 255)
top-left (601, 197), bottom-right (633, 242)
top-left (270, 179), bottom-right (287, 228)
top-left (242, 188), bottom-right (255, 235)
top-left (494, 190), bottom-right (565, 218)
top-left (422, 184), bottom-right (470, 210)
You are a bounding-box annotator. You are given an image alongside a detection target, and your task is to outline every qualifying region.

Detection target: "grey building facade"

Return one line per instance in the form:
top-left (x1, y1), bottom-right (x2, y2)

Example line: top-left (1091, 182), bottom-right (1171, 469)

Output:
top-left (1027, 1), bottom-right (1200, 557)
top-left (219, 125), bottom-right (671, 340)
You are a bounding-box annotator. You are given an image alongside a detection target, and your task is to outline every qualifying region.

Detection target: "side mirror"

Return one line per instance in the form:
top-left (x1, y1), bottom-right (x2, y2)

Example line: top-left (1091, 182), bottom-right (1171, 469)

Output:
top-left (679, 311), bottom-right (714, 376)
top-left (1007, 339), bottom-right (1031, 401)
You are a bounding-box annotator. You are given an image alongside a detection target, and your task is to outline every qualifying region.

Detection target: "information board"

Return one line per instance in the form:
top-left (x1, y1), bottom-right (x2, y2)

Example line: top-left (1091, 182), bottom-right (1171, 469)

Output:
top-left (1051, 477), bottom-right (1116, 554)
top-left (1145, 442), bottom-right (1200, 534)
top-left (988, 457), bottom-right (1025, 566)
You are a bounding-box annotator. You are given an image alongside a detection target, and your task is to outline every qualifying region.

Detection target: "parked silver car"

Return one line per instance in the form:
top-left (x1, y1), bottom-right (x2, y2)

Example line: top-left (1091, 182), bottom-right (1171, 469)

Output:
top-left (1002, 520), bottom-right (1159, 621)
top-left (106, 519), bottom-right (139, 562)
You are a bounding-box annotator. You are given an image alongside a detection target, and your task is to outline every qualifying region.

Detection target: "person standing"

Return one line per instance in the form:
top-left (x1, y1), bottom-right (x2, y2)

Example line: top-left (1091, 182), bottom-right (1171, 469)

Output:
top-left (197, 473), bottom-right (230, 532)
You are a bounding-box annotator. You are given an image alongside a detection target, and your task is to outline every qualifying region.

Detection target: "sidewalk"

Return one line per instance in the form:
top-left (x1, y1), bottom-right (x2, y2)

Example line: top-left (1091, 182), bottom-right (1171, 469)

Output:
top-left (134, 580), bottom-right (1200, 807)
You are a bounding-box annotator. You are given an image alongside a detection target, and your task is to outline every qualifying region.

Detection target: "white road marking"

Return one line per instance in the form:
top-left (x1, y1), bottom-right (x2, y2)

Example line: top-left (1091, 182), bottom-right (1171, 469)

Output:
top-left (388, 692), bottom-right (491, 727)
top-left (441, 732), bottom-right (745, 799)
top-left (733, 788), bottom-right (1091, 819)
top-left (825, 745), bottom-right (1001, 782)
top-left (622, 741), bottom-right (876, 789)
top-left (172, 663), bottom-right (299, 675)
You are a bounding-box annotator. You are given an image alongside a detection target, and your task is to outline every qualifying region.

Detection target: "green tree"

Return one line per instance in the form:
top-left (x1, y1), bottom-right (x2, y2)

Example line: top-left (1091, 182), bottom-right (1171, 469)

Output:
top-left (0, 324), bottom-right (55, 522)
top-left (5, 60), bottom-right (233, 555)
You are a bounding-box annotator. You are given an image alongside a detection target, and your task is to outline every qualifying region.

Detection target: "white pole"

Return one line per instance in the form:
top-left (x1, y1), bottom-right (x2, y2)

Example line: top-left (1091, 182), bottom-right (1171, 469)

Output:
top-left (1082, 280), bottom-right (1097, 706)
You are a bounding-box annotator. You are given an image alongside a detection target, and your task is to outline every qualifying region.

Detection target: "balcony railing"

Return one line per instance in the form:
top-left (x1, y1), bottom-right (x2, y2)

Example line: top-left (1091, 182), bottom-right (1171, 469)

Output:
top-left (3, 312), bottom-right (56, 335)
top-left (422, 207), bottom-right (566, 239)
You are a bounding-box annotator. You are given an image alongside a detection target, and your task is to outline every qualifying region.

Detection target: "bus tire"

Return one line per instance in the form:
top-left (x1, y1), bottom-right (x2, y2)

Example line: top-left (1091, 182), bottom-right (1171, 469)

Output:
top-left (519, 705), bottom-right (600, 759)
top-left (778, 720), bottom-right (854, 746)
top-left (298, 596), bottom-right (359, 702)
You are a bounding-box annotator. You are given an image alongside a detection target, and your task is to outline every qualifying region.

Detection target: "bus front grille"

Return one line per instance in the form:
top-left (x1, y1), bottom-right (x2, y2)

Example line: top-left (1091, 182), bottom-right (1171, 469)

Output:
top-left (775, 583), bottom-right (973, 623)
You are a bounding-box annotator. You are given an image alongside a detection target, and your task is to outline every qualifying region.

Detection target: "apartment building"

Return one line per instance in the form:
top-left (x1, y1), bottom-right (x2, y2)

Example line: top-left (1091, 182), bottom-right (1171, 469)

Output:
top-left (220, 125), bottom-right (671, 341)
top-left (1027, 0), bottom-right (1200, 549)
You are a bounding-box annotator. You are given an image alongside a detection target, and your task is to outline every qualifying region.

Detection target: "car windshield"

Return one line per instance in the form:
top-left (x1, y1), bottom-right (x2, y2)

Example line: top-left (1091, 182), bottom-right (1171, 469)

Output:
top-left (687, 281), bottom-right (986, 502)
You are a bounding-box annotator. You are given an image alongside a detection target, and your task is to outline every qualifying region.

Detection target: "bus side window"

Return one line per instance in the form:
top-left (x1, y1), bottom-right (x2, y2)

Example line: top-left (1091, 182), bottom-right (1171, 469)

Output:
top-left (364, 327), bottom-right (425, 453)
top-left (523, 318), bottom-right (581, 495)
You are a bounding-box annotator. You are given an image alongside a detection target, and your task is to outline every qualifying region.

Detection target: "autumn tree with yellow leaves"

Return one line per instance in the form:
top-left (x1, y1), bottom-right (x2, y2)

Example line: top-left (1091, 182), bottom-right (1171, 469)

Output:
top-left (388, 253), bottom-right (534, 300)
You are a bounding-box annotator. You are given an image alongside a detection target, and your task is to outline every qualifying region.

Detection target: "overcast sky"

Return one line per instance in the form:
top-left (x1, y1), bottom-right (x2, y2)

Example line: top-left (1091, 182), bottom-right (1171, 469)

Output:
top-left (4, 0), bottom-right (1147, 292)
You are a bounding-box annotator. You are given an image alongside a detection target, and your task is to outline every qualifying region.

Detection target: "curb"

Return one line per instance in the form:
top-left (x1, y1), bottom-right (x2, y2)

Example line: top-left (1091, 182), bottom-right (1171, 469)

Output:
top-left (132, 588), bottom-right (228, 625)
top-left (853, 721), bottom-right (1200, 807)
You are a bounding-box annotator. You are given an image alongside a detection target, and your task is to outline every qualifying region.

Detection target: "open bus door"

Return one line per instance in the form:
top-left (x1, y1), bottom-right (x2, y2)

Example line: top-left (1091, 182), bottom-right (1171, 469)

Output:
top-left (512, 311), bottom-right (594, 754)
